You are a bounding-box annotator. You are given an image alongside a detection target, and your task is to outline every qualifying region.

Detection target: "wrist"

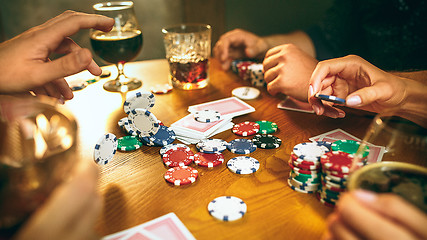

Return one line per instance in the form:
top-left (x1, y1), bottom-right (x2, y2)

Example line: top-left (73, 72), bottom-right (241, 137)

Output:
top-left (396, 77), bottom-right (427, 127)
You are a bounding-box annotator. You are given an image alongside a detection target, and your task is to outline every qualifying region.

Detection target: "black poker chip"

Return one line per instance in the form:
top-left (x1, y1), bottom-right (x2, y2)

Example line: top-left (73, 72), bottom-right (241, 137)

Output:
top-left (252, 134), bottom-right (282, 149)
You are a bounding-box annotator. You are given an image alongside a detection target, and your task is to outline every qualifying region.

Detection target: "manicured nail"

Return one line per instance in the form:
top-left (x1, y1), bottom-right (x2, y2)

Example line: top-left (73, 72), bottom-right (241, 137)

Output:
top-left (309, 85), bottom-right (314, 97)
top-left (346, 95), bottom-right (362, 106)
top-left (353, 190), bottom-right (377, 203)
top-left (338, 112), bottom-right (345, 118)
top-left (312, 105), bottom-right (320, 115)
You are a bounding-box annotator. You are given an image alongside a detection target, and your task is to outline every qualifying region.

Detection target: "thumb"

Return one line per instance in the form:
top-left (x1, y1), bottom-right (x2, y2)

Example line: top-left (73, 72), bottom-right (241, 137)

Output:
top-left (346, 81), bottom-right (393, 107)
top-left (36, 48), bottom-right (94, 83)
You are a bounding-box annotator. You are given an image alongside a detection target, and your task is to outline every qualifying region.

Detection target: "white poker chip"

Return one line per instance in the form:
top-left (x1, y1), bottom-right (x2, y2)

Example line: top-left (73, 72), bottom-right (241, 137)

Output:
top-left (227, 156), bottom-right (260, 174)
top-left (194, 109), bottom-right (221, 123)
top-left (118, 117), bottom-right (127, 130)
top-left (123, 118), bottom-right (138, 136)
top-left (196, 139), bottom-right (228, 153)
top-left (293, 142), bottom-right (330, 162)
top-left (94, 133), bottom-right (118, 165)
top-left (150, 83), bottom-right (173, 94)
top-left (160, 143), bottom-right (191, 155)
top-left (123, 91), bottom-right (155, 114)
top-left (127, 108), bottom-right (160, 137)
top-left (208, 196), bottom-right (247, 222)
top-left (231, 87), bottom-right (260, 100)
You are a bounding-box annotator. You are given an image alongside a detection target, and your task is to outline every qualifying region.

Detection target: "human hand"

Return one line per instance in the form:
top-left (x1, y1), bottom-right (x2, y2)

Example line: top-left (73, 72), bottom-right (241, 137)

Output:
top-left (213, 29), bottom-right (269, 71)
top-left (323, 190), bottom-right (427, 240)
top-left (263, 44), bottom-right (318, 102)
top-left (13, 161), bottom-right (102, 240)
top-left (308, 55), bottom-right (410, 118)
top-left (0, 11), bottom-right (114, 100)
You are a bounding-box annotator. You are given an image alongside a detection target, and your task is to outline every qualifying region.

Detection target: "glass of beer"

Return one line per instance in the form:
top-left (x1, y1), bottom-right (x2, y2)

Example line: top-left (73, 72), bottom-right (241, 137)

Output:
top-left (0, 95), bottom-right (77, 238)
top-left (162, 24), bottom-right (212, 90)
top-left (90, 1), bottom-right (143, 92)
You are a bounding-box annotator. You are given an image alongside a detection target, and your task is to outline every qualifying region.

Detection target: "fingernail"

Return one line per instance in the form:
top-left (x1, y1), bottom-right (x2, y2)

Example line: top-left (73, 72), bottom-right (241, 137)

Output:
top-left (309, 85), bottom-right (314, 97)
top-left (346, 95), bottom-right (362, 106)
top-left (353, 190), bottom-right (377, 203)
top-left (338, 112), bottom-right (345, 118)
top-left (312, 105), bottom-right (320, 115)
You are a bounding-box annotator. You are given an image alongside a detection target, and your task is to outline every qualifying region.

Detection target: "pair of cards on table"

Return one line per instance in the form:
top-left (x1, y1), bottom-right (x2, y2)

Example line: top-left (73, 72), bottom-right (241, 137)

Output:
top-left (170, 97), bottom-right (255, 144)
top-left (310, 128), bottom-right (385, 163)
top-left (103, 213), bottom-right (195, 240)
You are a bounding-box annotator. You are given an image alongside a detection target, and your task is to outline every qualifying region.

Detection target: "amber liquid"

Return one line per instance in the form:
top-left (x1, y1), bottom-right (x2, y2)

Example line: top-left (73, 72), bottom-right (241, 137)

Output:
top-left (90, 30), bottom-right (143, 64)
top-left (168, 59), bottom-right (208, 84)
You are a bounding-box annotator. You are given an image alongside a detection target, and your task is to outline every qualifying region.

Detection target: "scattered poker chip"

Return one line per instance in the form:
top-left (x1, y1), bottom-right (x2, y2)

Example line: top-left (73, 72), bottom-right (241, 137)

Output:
top-left (293, 142), bottom-right (330, 162)
top-left (123, 118), bottom-right (138, 136)
top-left (252, 134), bottom-right (281, 149)
top-left (227, 156), bottom-right (260, 174)
top-left (227, 139), bottom-right (257, 154)
top-left (164, 166), bottom-right (198, 186)
top-left (127, 109), bottom-right (160, 137)
top-left (321, 151), bottom-right (358, 173)
top-left (194, 109), bottom-right (221, 123)
top-left (231, 86), bottom-right (260, 100)
top-left (208, 196), bottom-right (247, 221)
top-left (255, 120), bottom-right (278, 134)
top-left (287, 178), bottom-right (315, 194)
top-left (232, 121), bottom-right (260, 136)
top-left (86, 78), bottom-right (97, 84)
top-left (196, 139), bottom-right (228, 153)
top-left (315, 93), bottom-right (346, 105)
top-left (162, 147), bottom-right (194, 167)
top-left (117, 135), bottom-right (143, 151)
top-left (139, 125), bottom-right (176, 146)
top-left (123, 91), bottom-right (155, 114)
top-left (100, 69), bottom-right (111, 78)
top-left (331, 140), bottom-right (369, 158)
top-left (94, 133), bottom-right (118, 165)
top-left (150, 83), bottom-right (173, 94)
top-left (160, 143), bottom-right (190, 155)
top-left (118, 117), bottom-right (127, 131)
top-left (194, 152), bottom-right (224, 168)
top-left (69, 80), bottom-right (88, 91)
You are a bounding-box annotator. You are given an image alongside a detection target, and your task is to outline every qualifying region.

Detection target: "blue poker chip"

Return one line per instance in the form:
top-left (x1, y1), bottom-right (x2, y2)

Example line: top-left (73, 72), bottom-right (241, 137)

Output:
top-left (226, 139), bottom-right (257, 154)
top-left (140, 125), bottom-right (176, 147)
top-left (123, 91), bottom-right (155, 114)
top-left (315, 93), bottom-right (346, 105)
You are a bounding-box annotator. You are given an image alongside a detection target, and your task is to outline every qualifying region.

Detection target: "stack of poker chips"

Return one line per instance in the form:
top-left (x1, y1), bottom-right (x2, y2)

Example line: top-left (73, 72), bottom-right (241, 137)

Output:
top-left (287, 142), bottom-right (331, 193)
top-left (231, 60), bottom-right (266, 88)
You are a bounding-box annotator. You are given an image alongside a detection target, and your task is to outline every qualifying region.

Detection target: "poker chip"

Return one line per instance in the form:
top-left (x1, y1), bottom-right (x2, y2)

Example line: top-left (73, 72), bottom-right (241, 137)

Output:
top-left (290, 153), bottom-right (321, 166)
top-left (231, 87), bottom-right (260, 100)
top-left (288, 161), bottom-right (320, 175)
top-left (288, 177), bottom-right (320, 191)
top-left (208, 196), bottom-right (247, 221)
top-left (194, 109), bottom-right (221, 123)
top-left (194, 152), bottom-right (224, 168)
top-left (164, 166), bottom-right (198, 186)
top-left (315, 93), bottom-right (346, 105)
top-left (287, 178), bottom-right (315, 194)
top-left (160, 143), bottom-right (190, 155)
top-left (252, 134), bottom-right (281, 149)
top-left (227, 156), bottom-right (260, 174)
top-left (290, 159), bottom-right (321, 170)
top-left (289, 171), bottom-right (320, 184)
top-left (248, 64), bottom-right (266, 87)
top-left (293, 142), bottom-right (329, 162)
top-left (162, 147), bottom-right (194, 167)
top-left (196, 139), bottom-right (228, 153)
top-left (331, 140), bottom-right (370, 158)
top-left (117, 136), bottom-right (142, 151)
top-left (127, 109), bottom-right (160, 137)
top-left (236, 61), bottom-right (254, 81)
top-left (150, 83), bottom-right (173, 94)
top-left (123, 118), bottom-right (138, 136)
top-left (140, 125), bottom-right (176, 146)
top-left (118, 117), bottom-right (127, 131)
top-left (227, 139), bottom-right (257, 154)
top-left (321, 181), bottom-right (347, 192)
top-left (316, 192), bottom-right (336, 207)
top-left (322, 173), bottom-right (347, 184)
top-left (255, 120), bottom-right (278, 134)
top-left (94, 133), bottom-right (118, 165)
top-left (232, 121), bottom-right (260, 136)
top-left (86, 78), bottom-right (97, 84)
top-left (123, 91), bottom-right (155, 114)
top-left (69, 80), bottom-right (88, 91)
top-left (321, 151), bottom-right (357, 173)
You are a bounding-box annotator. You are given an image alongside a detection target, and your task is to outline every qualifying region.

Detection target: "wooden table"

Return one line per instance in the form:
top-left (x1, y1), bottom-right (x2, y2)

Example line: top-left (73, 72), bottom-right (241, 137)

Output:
top-left (64, 58), bottom-right (419, 239)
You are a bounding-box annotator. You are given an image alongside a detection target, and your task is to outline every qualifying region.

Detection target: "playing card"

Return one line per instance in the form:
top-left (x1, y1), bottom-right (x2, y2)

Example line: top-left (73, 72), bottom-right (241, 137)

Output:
top-left (309, 128), bottom-right (361, 142)
top-left (102, 213), bottom-right (195, 240)
top-left (170, 114), bottom-right (232, 139)
top-left (277, 97), bottom-right (314, 113)
top-left (188, 97), bottom-right (255, 119)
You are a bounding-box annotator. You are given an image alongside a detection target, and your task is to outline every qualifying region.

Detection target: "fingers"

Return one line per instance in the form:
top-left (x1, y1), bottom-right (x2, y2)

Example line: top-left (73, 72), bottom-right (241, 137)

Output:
top-left (346, 81), bottom-right (394, 108)
top-left (326, 213), bottom-right (361, 240)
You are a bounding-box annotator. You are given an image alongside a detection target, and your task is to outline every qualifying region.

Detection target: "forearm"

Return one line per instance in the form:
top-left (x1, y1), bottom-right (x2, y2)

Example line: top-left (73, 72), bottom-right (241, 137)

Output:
top-left (389, 70), bottom-right (427, 84)
top-left (397, 77), bottom-right (427, 127)
top-left (262, 31), bottom-right (316, 58)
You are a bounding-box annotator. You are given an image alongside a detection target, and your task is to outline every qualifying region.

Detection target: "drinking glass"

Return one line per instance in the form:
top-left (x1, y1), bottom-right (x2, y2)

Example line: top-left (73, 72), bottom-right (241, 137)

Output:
top-left (0, 95), bottom-right (77, 237)
top-left (90, 1), bottom-right (143, 92)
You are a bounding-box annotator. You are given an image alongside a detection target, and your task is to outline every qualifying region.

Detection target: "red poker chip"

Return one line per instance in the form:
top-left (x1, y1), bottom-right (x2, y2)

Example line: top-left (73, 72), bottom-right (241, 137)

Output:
top-left (315, 192), bottom-right (336, 208)
top-left (164, 166), bottom-right (198, 186)
top-left (194, 152), bottom-right (224, 168)
top-left (323, 170), bottom-right (350, 179)
top-left (236, 61), bottom-right (253, 81)
top-left (321, 151), bottom-right (360, 174)
top-left (290, 156), bottom-right (321, 170)
top-left (321, 180), bottom-right (346, 192)
top-left (162, 147), bottom-right (194, 167)
top-left (290, 153), bottom-right (320, 166)
top-left (232, 121), bottom-right (260, 136)
top-left (288, 160), bottom-right (320, 175)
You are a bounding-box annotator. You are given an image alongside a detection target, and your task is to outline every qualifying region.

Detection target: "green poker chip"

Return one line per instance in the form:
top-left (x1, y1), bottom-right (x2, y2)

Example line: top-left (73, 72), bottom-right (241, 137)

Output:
top-left (117, 136), bottom-right (142, 151)
top-left (86, 78), bottom-right (98, 84)
top-left (255, 120), bottom-right (278, 134)
top-left (331, 140), bottom-right (370, 158)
